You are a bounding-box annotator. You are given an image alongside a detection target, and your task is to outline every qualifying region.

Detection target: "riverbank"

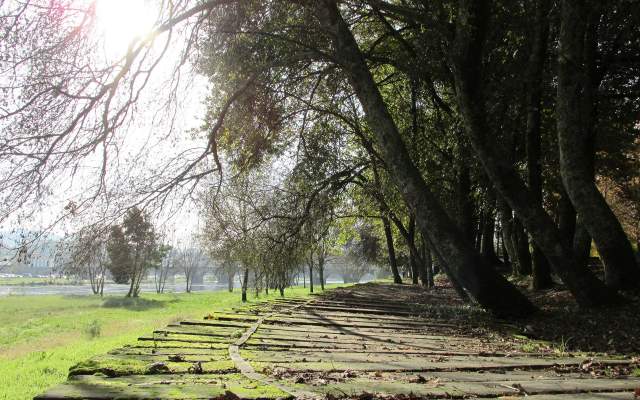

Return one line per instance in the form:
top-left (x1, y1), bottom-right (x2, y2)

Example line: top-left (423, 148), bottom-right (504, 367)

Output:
top-left (0, 285), bottom-right (346, 400)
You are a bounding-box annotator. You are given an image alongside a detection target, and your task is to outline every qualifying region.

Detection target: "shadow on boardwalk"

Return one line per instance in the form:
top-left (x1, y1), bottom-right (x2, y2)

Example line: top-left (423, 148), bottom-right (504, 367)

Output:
top-left (36, 282), bottom-right (640, 399)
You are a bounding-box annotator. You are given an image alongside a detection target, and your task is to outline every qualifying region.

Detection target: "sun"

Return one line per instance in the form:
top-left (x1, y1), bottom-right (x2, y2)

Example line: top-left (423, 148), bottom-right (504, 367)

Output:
top-left (95, 0), bottom-right (157, 56)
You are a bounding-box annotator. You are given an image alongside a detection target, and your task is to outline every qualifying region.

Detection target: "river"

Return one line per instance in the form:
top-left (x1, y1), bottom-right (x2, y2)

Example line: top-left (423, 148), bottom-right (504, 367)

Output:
top-left (0, 282), bottom-right (229, 296)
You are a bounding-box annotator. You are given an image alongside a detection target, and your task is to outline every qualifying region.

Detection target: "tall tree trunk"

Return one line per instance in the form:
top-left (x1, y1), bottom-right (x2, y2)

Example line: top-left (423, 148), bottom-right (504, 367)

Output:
top-left (557, 0), bottom-right (639, 289)
top-left (558, 188), bottom-right (577, 249)
top-left (510, 218), bottom-right (532, 276)
top-left (475, 212), bottom-right (484, 252)
top-left (382, 216), bottom-right (402, 284)
top-left (241, 267), bottom-right (249, 303)
top-left (450, 0), bottom-right (617, 306)
top-left (315, 0), bottom-right (535, 317)
top-left (480, 187), bottom-right (500, 264)
top-left (308, 254), bottom-right (314, 293)
top-left (227, 270), bottom-right (234, 292)
top-left (454, 137), bottom-right (475, 243)
top-left (408, 215), bottom-right (420, 285)
top-left (318, 252), bottom-right (326, 291)
top-left (526, 0), bottom-right (553, 290)
top-left (573, 220), bottom-right (593, 270)
top-left (497, 198), bottom-right (518, 269)
top-left (422, 237), bottom-right (434, 288)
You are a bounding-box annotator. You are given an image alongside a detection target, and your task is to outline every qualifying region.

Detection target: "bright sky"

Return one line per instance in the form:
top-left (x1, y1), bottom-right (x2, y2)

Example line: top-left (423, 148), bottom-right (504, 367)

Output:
top-left (2, 0), bottom-right (209, 245)
top-left (95, 0), bottom-right (157, 57)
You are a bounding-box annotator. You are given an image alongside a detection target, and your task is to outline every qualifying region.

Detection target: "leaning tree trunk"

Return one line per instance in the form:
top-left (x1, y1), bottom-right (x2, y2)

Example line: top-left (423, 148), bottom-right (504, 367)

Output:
top-left (425, 234), bottom-right (470, 302)
top-left (382, 216), bottom-right (403, 284)
top-left (315, 0), bottom-right (535, 317)
top-left (450, 0), bottom-right (617, 307)
top-left (573, 219), bottom-right (593, 271)
top-left (526, 0), bottom-right (553, 290)
top-left (558, 188), bottom-right (577, 247)
top-left (557, 0), bottom-right (640, 289)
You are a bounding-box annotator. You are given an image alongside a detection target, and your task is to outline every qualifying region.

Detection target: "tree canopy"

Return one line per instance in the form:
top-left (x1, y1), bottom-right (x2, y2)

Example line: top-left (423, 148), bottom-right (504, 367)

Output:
top-left (1, 0), bottom-right (639, 315)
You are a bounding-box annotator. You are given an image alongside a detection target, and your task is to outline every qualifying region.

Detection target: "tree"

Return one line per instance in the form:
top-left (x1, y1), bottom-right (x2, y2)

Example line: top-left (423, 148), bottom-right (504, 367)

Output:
top-left (153, 244), bottom-right (174, 294)
top-left (4, 0), bottom-right (640, 319)
top-left (557, 0), bottom-right (640, 289)
top-left (177, 245), bottom-right (208, 293)
top-left (106, 207), bottom-right (160, 297)
top-left (58, 226), bottom-right (109, 295)
top-left (106, 226), bottom-right (130, 285)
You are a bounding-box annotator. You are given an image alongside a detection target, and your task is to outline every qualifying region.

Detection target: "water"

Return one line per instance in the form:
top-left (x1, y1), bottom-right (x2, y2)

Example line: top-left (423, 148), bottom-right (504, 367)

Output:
top-left (0, 279), bottom-right (352, 296)
top-left (0, 282), bottom-right (229, 296)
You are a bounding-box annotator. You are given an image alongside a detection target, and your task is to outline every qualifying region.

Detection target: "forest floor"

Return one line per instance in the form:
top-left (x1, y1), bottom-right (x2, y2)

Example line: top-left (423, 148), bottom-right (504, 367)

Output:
top-left (503, 275), bottom-right (640, 356)
top-left (35, 280), bottom-right (640, 399)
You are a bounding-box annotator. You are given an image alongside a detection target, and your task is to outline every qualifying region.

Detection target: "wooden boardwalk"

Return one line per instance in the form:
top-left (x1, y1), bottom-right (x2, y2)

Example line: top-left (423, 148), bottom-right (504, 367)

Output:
top-left (36, 283), bottom-right (640, 399)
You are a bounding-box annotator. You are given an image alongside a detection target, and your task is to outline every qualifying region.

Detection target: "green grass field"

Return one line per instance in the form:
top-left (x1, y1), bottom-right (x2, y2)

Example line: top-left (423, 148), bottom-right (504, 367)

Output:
top-left (0, 284), bottom-right (344, 400)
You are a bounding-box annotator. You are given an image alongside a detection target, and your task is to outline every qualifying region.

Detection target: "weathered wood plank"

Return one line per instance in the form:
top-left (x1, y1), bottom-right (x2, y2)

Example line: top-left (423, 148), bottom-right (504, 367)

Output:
top-left (34, 373), bottom-right (291, 399)
top-left (251, 357), bottom-right (632, 373)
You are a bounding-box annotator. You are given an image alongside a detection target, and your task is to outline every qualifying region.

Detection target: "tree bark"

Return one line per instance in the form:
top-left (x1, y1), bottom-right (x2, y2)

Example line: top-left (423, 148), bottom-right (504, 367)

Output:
top-left (422, 237), bottom-right (435, 287)
top-left (382, 216), bottom-right (403, 284)
top-left (241, 267), bottom-right (249, 303)
top-left (512, 218), bottom-right (532, 276)
top-left (454, 137), bottom-right (475, 243)
top-left (497, 198), bottom-right (518, 269)
top-left (450, 0), bottom-right (618, 306)
top-left (480, 187), bottom-right (500, 265)
top-left (573, 219), bottom-right (593, 270)
top-left (308, 253), bottom-right (314, 293)
top-left (526, 0), bottom-right (553, 290)
top-left (315, 0), bottom-right (535, 317)
top-left (558, 188), bottom-right (577, 248)
top-left (318, 252), bottom-right (326, 291)
top-left (557, 0), bottom-right (640, 289)
top-left (408, 215), bottom-right (420, 285)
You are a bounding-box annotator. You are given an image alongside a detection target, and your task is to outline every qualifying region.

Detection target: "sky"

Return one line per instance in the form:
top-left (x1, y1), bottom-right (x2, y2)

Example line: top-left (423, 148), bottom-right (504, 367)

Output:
top-left (1, 0), bottom-right (213, 247)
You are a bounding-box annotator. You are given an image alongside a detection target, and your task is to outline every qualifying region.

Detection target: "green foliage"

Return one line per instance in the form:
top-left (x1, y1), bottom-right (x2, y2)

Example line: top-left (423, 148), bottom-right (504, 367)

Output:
top-left (106, 225), bottom-right (130, 284)
top-left (106, 207), bottom-right (162, 295)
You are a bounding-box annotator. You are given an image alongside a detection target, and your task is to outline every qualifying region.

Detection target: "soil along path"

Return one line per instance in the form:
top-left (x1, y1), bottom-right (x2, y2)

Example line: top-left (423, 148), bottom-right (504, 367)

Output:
top-left (35, 283), bottom-right (640, 399)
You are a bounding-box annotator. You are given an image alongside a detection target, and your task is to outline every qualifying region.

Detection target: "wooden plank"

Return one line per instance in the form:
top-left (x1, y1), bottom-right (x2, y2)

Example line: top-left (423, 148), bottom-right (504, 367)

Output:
top-left (137, 337), bottom-right (229, 348)
top-left (255, 324), bottom-right (473, 341)
top-left (34, 373), bottom-right (291, 399)
top-left (263, 314), bottom-right (458, 329)
top-left (250, 331), bottom-right (492, 350)
top-left (288, 376), bottom-right (640, 399)
top-left (251, 357), bottom-right (632, 373)
top-left (259, 317), bottom-right (446, 331)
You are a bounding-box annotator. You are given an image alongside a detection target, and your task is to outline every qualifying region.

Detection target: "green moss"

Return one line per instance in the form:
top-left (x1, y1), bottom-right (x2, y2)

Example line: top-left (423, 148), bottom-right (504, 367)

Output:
top-left (40, 373), bottom-right (292, 399)
top-left (69, 355), bottom-right (237, 377)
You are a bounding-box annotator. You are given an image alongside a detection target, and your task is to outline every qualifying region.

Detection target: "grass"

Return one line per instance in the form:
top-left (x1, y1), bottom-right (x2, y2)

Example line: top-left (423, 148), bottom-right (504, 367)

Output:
top-left (0, 283), bottom-right (347, 400)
